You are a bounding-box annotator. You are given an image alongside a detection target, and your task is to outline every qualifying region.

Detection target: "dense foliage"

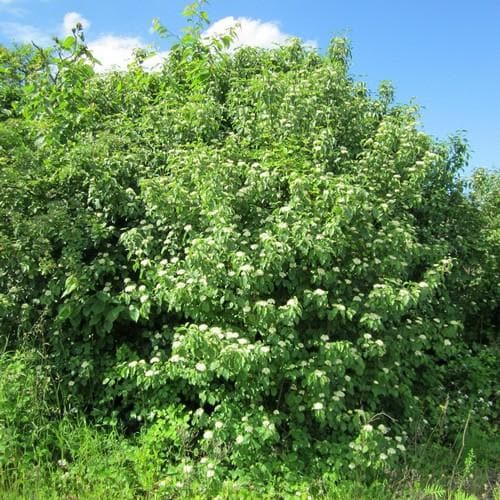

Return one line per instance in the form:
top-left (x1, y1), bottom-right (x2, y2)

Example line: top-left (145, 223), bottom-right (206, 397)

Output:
top-left (0, 7), bottom-right (498, 488)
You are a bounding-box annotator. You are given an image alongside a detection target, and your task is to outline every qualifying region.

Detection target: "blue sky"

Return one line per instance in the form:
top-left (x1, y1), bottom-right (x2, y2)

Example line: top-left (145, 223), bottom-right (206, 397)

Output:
top-left (1, 0), bottom-right (498, 173)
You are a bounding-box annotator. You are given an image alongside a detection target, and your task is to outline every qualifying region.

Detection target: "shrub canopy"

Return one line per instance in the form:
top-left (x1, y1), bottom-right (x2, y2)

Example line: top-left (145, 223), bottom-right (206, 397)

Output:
top-left (0, 16), bottom-right (498, 476)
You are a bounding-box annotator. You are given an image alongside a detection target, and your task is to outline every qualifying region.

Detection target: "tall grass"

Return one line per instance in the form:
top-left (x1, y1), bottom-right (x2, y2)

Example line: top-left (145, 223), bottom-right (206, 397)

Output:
top-left (0, 350), bottom-right (497, 499)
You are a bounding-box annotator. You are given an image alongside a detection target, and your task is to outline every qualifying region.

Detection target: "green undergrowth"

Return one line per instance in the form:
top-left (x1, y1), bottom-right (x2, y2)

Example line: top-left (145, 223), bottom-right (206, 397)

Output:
top-left (0, 349), bottom-right (497, 499)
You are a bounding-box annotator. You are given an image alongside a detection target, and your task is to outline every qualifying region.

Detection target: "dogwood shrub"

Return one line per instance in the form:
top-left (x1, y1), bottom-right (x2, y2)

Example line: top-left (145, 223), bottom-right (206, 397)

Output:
top-left (0, 13), bottom-right (497, 477)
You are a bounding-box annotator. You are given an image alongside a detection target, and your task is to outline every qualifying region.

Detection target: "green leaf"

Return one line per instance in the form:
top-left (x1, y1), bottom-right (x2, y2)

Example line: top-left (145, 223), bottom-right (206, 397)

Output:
top-left (61, 275), bottom-right (78, 298)
top-left (91, 300), bottom-right (106, 316)
top-left (182, 3), bottom-right (197, 18)
top-left (106, 305), bottom-right (124, 324)
top-left (60, 35), bottom-right (76, 51)
top-left (58, 303), bottom-right (73, 321)
top-left (199, 10), bottom-right (209, 24)
top-left (151, 18), bottom-right (169, 38)
top-left (129, 305), bottom-right (140, 322)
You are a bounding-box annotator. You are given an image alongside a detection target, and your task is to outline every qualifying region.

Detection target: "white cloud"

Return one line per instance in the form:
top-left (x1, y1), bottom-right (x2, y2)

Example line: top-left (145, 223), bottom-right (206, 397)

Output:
top-left (61, 12), bottom-right (91, 36)
top-left (203, 16), bottom-right (317, 50)
top-left (0, 0), bottom-right (15, 4)
top-left (88, 35), bottom-right (142, 72)
top-left (204, 16), bottom-right (287, 49)
top-left (87, 31), bottom-right (168, 73)
top-left (142, 51), bottom-right (169, 72)
top-left (0, 21), bottom-right (50, 44)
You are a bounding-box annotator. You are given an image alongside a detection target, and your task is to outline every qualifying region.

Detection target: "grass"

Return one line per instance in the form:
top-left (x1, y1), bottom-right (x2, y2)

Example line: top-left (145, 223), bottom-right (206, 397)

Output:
top-left (0, 416), bottom-right (497, 499)
top-left (0, 350), bottom-right (498, 499)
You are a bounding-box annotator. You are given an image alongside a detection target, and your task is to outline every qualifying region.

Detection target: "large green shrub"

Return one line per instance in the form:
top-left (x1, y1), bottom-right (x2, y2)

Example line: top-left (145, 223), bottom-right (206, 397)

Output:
top-left (0, 8), bottom-right (497, 479)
